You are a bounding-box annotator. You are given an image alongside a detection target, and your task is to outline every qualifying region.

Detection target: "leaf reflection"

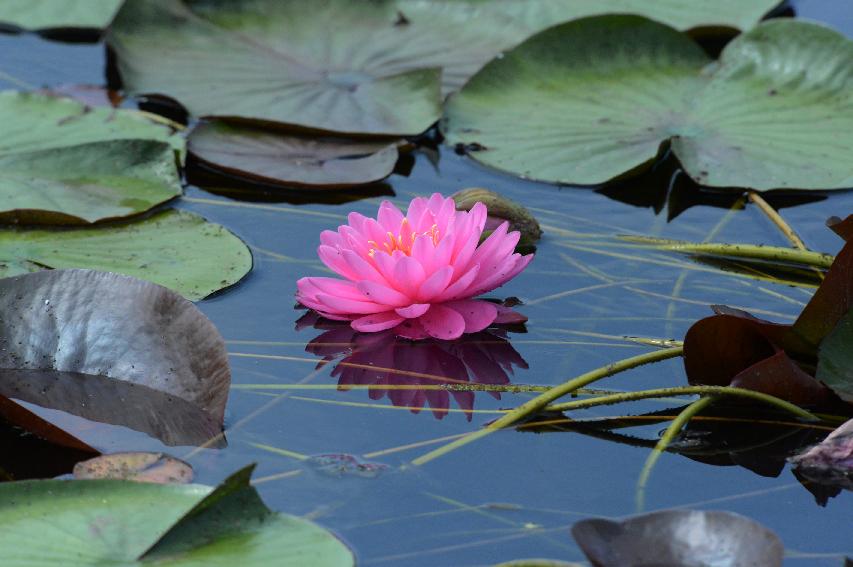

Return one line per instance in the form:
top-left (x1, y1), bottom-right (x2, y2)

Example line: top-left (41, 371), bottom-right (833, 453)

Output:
top-left (297, 312), bottom-right (528, 420)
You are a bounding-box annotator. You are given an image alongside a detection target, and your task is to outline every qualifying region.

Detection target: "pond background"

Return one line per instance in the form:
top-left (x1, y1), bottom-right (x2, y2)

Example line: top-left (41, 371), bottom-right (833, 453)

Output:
top-left (2, 1), bottom-right (852, 564)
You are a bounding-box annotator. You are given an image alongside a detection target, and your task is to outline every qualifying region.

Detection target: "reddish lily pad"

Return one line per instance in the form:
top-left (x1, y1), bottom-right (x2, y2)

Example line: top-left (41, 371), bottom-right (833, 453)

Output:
top-left (73, 452), bottom-right (194, 484)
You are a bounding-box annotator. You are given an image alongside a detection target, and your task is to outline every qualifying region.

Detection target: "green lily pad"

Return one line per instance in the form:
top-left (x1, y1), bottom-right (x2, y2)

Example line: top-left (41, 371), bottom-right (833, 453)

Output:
top-left (0, 0), bottom-right (124, 30)
top-left (108, 0), bottom-right (442, 135)
top-left (0, 91), bottom-right (184, 223)
top-left (0, 465), bottom-right (354, 566)
top-left (108, 0), bottom-right (781, 130)
top-left (188, 121), bottom-right (399, 188)
top-left (443, 17), bottom-right (853, 191)
top-left (817, 309), bottom-right (853, 403)
top-left (0, 209), bottom-right (253, 301)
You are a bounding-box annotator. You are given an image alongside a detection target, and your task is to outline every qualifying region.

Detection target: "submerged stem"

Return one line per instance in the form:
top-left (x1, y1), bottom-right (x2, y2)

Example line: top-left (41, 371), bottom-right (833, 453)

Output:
top-left (546, 385), bottom-right (818, 421)
top-left (619, 236), bottom-right (834, 269)
top-left (635, 396), bottom-right (716, 512)
top-left (411, 347), bottom-right (684, 466)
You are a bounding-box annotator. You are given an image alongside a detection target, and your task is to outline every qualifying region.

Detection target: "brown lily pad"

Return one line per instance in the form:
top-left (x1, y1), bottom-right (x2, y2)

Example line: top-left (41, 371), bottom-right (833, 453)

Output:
top-left (74, 452), bottom-right (193, 484)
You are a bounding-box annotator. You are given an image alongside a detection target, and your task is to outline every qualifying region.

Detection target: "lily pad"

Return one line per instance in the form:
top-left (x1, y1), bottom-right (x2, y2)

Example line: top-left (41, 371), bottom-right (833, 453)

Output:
top-left (816, 309), bottom-right (853, 403)
top-left (572, 509), bottom-right (784, 567)
top-left (0, 91), bottom-right (184, 224)
top-left (188, 121), bottom-right (399, 188)
top-left (0, 209), bottom-right (253, 301)
top-left (443, 17), bottom-right (853, 190)
top-left (0, 465), bottom-right (354, 566)
top-left (0, 269), bottom-right (230, 446)
top-left (73, 452), bottom-right (194, 484)
top-left (0, 0), bottom-right (124, 31)
top-left (108, 0), bottom-right (442, 135)
top-left (108, 0), bottom-right (782, 132)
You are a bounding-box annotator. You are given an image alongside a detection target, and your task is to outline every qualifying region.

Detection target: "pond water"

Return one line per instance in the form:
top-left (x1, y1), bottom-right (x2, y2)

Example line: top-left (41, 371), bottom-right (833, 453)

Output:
top-left (2, 2), bottom-right (852, 565)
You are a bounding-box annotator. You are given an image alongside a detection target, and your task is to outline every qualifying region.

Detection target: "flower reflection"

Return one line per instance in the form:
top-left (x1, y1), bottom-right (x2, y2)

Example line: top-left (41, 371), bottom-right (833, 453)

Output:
top-left (298, 312), bottom-right (528, 420)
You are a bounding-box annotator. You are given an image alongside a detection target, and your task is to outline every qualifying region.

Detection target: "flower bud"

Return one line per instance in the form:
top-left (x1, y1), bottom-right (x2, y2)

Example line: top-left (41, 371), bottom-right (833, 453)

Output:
top-left (452, 187), bottom-right (542, 249)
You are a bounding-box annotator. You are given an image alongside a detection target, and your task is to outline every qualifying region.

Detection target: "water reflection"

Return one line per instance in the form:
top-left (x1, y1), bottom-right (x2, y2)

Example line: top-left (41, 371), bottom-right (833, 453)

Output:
top-left (297, 312), bottom-right (528, 420)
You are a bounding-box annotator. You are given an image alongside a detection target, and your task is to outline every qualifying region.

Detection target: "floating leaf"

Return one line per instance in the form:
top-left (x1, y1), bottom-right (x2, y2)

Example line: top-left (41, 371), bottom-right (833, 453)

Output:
top-left (109, 0), bottom-right (781, 134)
top-left (791, 418), bottom-right (853, 491)
top-left (0, 91), bottom-right (184, 224)
top-left (816, 310), bottom-right (853, 403)
top-left (0, 0), bottom-right (124, 31)
top-left (572, 510), bottom-right (784, 567)
top-left (494, 561), bottom-right (582, 567)
top-left (444, 17), bottom-right (853, 190)
top-left (0, 269), bottom-right (230, 446)
top-left (683, 307), bottom-right (829, 406)
top-left (188, 121), bottom-right (399, 188)
top-left (0, 209), bottom-right (252, 301)
top-left (74, 452), bottom-right (194, 484)
top-left (0, 465), bottom-right (354, 566)
top-left (108, 0), bottom-right (442, 135)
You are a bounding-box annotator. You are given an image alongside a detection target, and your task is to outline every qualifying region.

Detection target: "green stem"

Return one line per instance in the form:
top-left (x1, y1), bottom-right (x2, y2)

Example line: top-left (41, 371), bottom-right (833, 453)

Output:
top-left (635, 396), bottom-right (717, 512)
top-left (619, 236), bottom-right (834, 269)
top-left (411, 347), bottom-right (684, 466)
top-left (546, 385), bottom-right (818, 421)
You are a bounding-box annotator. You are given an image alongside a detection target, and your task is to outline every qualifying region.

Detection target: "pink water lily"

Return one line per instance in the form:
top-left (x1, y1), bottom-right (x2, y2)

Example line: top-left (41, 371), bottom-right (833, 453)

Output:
top-left (296, 193), bottom-right (533, 340)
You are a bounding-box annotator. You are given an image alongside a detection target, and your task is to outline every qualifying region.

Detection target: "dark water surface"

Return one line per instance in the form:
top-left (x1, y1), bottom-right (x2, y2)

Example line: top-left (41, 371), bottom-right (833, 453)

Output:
top-left (2, 2), bottom-right (851, 565)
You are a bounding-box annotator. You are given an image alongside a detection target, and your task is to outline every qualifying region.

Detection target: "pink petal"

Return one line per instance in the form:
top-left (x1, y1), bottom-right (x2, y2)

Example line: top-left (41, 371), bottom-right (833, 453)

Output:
top-left (320, 230), bottom-right (342, 247)
top-left (299, 277), bottom-right (364, 301)
top-left (410, 234), bottom-right (435, 274)
top-left (494, 305), bottom-right (528, 324)
top-left (396, 303), bottom-right (430, 319)
top-left (418, 265), bottom-right (453, 301)
top-left (393, 256), bottom-right (426, 293)
top-left (450, 231), bottom-right (480, 275)
top-left (315, 293), bottom-right (388, 315)
top-left (318, 245), bottom-right (357, 281)
top-left (436, 264), bottom-right (480, 302)
top-left (357, 280), bottom-right (411, 306)
top-left (444, 300), bottom-right (498, 333)
top-left (406, 197), bottom-right (430, 230)
top-left (342, 249), bottom-right (386, 284)
top-left (419, 303), bottom-right (466, 340)
top-left (377, 201), bottom-right (404, 232)
top-left (394, 317), bottom-right (430, 340)
top-left (351, 311), bottom-right (405, 333)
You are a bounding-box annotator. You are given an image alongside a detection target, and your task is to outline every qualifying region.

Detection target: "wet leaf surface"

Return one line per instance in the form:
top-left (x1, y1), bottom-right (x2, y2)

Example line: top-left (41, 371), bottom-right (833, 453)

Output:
top-left (0, 270), bottom-right (230, 446)
top-left (0, 209), bottom-right (253, 301)
top-left (444, 17), bottom-right (853, 190)
top-left (188, 121), bottom-right (400, 188)
top-left (571, 509), bottom-right (784, 567)
top-left (73, 452), bottom-right (194, 484)
top-left (0, 465), bottom-right (354, 566)
top-left (0, 0), bottom-right (124, 31)
top-left (0, 91), bottom-right (183, 224)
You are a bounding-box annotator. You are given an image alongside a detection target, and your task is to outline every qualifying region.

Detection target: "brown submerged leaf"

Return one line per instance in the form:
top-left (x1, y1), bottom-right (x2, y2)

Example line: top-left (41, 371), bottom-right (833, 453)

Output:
top-left (74, 452), bottom-right (193, 484)
top-left (0, 269), bottom-right (230, 446)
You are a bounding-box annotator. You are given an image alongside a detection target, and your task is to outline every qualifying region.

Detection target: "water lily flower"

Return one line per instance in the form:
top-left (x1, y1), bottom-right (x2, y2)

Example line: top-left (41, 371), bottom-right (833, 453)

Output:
top-left (302, 320), bottom-right (528, 420)
top-left (296, 193), bottom-right (533, 340)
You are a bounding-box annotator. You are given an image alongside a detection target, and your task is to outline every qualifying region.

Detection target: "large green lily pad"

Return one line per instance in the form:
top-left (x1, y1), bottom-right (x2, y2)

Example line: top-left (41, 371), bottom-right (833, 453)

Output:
top-left (443, 17), bottom-right (853, 191)
top-left (0, 466), bottom-right (354, 566)
top-left (0, 209), bottom-right (253, 301)
top-left (107, 0), bottom-right (781, 135)
top-left (0, 0), bottom-right (124, 31)
top-left (0, 91), bottom-right (184, 223)
top-left (188, 121), bottom-right (399, 188)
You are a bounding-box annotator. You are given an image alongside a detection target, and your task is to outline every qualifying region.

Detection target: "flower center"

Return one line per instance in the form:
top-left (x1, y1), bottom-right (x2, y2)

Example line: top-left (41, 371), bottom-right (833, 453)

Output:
top-left (368, 219), bottom-right (440, 257)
